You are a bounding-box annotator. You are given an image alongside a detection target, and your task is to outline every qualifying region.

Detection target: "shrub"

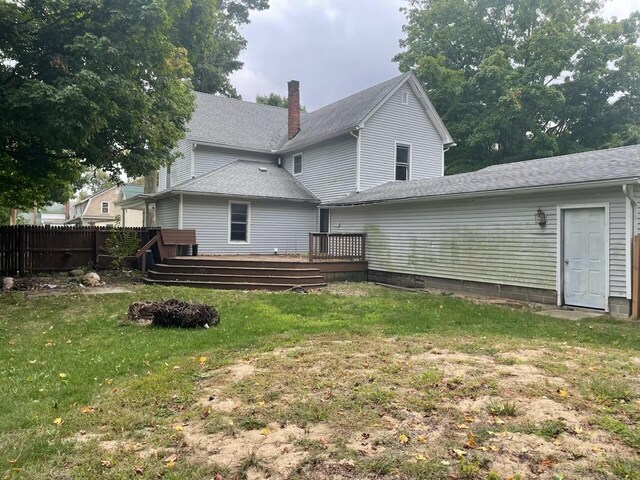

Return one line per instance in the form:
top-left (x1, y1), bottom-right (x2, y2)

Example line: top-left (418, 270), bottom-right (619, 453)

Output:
top-left (105, 226), bottom-right (141, 269)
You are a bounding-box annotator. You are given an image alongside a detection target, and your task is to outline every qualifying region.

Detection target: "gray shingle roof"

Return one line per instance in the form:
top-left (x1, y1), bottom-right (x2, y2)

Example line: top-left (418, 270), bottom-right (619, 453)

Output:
top-left (187, 93), bottom-right (288, 151)
top-left (325, 145), bottom-right (640, 206)
top-left (122, 184), bottom-right (144, 199)
top-left (164, 160), bottom-right (319, 202)
top-left (186, 73), bottom-right (422, 153)
top-left (277, 73), bottom-right (410, 151)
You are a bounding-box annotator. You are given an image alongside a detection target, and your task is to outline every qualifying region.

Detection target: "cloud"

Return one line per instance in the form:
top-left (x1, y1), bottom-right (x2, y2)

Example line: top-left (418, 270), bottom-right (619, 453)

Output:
top-left (230, 0), bottom-right (639, 110)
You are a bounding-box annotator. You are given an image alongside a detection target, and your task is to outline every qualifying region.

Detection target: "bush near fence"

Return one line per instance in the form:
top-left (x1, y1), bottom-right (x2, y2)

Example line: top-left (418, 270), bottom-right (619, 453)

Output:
top-left (0, 225), bottom-right (150, 276)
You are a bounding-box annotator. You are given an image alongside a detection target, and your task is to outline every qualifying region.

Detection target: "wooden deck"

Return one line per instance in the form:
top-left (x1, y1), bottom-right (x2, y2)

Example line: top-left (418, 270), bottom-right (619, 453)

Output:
top-left (143, 255), bottom-right (367, 291)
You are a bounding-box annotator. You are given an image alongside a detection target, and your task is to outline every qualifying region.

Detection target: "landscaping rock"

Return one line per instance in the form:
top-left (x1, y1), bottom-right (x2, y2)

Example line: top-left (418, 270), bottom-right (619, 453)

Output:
top-left (69, 269), bottom-right (85, 277)
top-left (82, 272), bottom-right (101, 287)
top-left (2, 277), bottom-right (14, 291)
top-left (127, 299), bottom-right (219, 328)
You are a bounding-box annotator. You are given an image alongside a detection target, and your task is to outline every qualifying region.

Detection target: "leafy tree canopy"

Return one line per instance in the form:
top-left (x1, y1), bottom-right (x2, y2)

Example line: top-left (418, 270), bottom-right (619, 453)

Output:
top-left (395, 0), bottom-right (640, 173)
top-left (256, 92), bottom-right (307, 111)
top-left (0, 0), bottom-right (195, 210)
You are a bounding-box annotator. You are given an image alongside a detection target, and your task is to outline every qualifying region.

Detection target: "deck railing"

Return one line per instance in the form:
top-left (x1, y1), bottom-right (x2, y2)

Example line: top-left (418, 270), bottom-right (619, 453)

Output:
top-left (308, 233), bottom-right (366, 262)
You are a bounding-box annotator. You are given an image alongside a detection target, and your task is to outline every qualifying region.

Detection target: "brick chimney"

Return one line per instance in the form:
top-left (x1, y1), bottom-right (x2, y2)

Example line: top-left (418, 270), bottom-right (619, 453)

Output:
top-left (287, 80), bottom-right (300, 139)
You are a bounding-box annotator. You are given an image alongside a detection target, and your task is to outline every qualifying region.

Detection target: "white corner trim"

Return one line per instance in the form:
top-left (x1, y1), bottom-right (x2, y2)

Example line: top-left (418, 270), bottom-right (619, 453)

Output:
top-left (351, 129), bottom-right (362, 191)
top-left (556, 203), bottom-right (610, 312)
top-left (228, 200), bottom-right (251, 244)
top-left (190, 142), bottom-right (195, 178)
top-left (178, 193), bottom-right (183, 229)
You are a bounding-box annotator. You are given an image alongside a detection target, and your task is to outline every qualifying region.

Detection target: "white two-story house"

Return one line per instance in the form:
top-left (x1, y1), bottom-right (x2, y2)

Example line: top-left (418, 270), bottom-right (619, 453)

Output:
top-left (123, 72), bottom-right (640, 316)
top-left (146, 72), bottom-right (454, 254)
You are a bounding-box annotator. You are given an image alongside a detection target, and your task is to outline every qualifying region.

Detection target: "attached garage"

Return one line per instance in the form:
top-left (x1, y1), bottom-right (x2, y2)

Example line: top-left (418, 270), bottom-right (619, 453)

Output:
top-left (326, 146), bottom-right (640, 317)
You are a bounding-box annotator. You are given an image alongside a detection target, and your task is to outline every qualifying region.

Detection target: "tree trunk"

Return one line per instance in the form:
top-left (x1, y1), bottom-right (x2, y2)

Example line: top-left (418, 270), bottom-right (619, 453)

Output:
top-left (144, 171), bottom-right (158, 194)
top-left (9, 208), bottom-right (18, 226)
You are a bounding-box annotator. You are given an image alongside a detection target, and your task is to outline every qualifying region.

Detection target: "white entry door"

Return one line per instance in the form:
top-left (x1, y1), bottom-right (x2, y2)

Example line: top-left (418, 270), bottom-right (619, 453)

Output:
top-left (563, 208), bottom-right (606, 309)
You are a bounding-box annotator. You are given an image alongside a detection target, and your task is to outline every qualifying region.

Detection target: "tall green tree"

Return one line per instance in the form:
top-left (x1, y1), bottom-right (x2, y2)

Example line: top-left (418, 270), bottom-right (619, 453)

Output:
top-left (174, 0), bottom-right (268, 96)
top-left (0, 0), bottom-right (195, 211)
top-left (256, 92), bottom-right (307, 111)
top-left (395, 0), bottom-right (640, 173)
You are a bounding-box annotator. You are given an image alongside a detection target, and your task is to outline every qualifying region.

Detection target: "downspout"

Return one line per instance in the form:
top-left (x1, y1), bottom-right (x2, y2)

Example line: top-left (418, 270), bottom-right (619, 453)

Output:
top-left (350, 127), bottom-right (361, 192)
top-left (624, 184), bottom-right (637, 300)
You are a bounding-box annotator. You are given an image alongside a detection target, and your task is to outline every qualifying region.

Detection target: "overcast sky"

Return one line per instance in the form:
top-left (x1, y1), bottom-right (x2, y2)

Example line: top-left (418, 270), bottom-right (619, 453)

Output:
top-left (230, 0), bottom-right (640, 111)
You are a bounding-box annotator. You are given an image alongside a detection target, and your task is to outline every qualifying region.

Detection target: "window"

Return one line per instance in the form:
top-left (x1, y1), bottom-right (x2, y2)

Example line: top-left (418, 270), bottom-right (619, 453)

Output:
top-left (319, 209), bottom-right (330, 233)
top-left (401, 91), bottom-right (409, 105)
top-left (229, 202), bottom-right (249, 243)
top-left (165, 164), bottom-right (171, 189)
top-left (293, 153), bottom-right (303, 175)
top-left (101, 201), bottom-right (109, 214)
top-left (395, 144), bottom-right (410, 181)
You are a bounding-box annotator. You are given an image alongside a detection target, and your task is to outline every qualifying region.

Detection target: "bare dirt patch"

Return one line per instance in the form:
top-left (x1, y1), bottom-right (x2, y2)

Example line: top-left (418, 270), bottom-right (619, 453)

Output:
top-left (80, 335), bottom-right (639, 479)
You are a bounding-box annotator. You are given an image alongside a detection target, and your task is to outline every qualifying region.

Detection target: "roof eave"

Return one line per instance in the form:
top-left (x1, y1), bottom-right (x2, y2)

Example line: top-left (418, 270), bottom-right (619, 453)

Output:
top-left (152, 189), bottom-right (320, 204)
top-left (326, 177), bottom-right (640, 207)
top-left (277, 126), bottom-right (358, 154)
top-left (186, 138), bottom-right (277, 154)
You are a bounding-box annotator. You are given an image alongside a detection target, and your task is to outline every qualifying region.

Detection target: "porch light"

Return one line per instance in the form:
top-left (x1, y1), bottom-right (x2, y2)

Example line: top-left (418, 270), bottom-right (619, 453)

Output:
top-left (535, 208), bottom-right (547, 226)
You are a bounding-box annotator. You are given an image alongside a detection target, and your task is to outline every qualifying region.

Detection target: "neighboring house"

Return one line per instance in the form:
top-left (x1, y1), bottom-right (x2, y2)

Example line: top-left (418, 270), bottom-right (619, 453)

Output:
top-left (122, 72), bottom-right (639, 316)
top-left (17, 203), bottom-right (70, 225)
top-left (67, 184), bottom-right (144, 226)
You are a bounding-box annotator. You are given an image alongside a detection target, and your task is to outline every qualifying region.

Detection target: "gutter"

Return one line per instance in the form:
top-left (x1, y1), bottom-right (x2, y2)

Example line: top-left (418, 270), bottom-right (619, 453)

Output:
top-left (623, 183), bottom-right (637, 300)
top-left (325, 177), bottom-right (640, 208)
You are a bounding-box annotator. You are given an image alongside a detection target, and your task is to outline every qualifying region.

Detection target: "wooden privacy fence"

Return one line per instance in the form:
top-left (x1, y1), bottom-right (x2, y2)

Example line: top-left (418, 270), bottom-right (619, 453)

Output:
top-left (0, 225), bottom-right (151, 276)
top-left (309, 233), bottom-right (366, 262)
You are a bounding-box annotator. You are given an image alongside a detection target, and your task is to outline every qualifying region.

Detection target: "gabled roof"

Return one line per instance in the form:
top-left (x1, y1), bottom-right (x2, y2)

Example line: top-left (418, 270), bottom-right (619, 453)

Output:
top-left (185, 72), bottom-right (453, 153)
top-left (187, 93), bottom-right (288, 152)
top-left (159, 160), bottom-right (319, 203)
top-left (325, 145), bottom-right (640, 206)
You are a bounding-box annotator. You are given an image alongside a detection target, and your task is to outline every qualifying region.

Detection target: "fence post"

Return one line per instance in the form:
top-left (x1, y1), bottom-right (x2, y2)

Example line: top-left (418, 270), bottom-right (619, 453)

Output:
top-left (308, 233), bottom-right (314, 263)
top-left (632, 235), bottom-right (640, 320)
top-left (361, 234), bottom-right (367, 262)
top-left (17, 226), bottom-right (25, 276)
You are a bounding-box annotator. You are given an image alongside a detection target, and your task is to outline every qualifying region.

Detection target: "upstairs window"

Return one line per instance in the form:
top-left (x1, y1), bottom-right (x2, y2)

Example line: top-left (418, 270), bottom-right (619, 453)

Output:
top-left (395, 144), bottom-right (410, 181)
top-left (165, 164), bottom-right (171, 189)
top-left (293, 153), bottom-right (303, 175)
top-left (101, 201), bottom-right (109, 214)
top-left (401, 91), bottom-right (409, 105)
top-left (229, 202), bottom-right (250, 243)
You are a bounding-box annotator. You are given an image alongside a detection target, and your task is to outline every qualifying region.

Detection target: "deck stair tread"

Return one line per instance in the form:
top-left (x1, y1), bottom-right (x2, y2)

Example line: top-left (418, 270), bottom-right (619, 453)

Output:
top-left (147, 270), bottom-right (325, 282)
top-left (143, 278), bottom-right (327, 290)
top-left (152, 263), bottom-right (321, 273)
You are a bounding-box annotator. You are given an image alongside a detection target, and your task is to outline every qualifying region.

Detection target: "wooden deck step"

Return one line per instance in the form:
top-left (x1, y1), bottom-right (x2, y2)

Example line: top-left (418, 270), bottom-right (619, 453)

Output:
top-left (164, 257), bottom-right (315, 269)
top-left (143, 277), bottom-right (327, 291)
top-left (151, 263), bottom-right (322, 277)
top-left (147, 270), bottom-right (326, 285)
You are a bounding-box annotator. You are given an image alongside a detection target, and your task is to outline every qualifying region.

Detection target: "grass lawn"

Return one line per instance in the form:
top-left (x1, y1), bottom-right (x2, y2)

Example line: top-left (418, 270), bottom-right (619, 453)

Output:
top-left (1, 283), bottom-right (639, 479)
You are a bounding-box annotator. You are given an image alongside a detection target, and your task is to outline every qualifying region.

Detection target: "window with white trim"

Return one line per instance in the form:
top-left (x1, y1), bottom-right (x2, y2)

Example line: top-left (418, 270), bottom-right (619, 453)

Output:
top-left (101, 201), bottom-right (109, 214)
top-left (401, 91), bottom-right (409, 105)
top-left (229, 202), bottom-right (249, 242)
top-left (293, 153), bottom-right (303, 175)
top-left (395, 144), bottom-right (410, 181)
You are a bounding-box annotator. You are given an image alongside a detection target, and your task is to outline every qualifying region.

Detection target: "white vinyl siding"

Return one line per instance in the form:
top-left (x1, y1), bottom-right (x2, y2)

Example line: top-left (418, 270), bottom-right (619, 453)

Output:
top-left (360, 83), bottom-right (443, 190)
top-left (159, 140), bottom-right (192, 192)
top-left (155, 196), bottom-right (179, 228)
top-left (283, 135), bottom-right (357, 203)
top-left (330, 187), bottom-right (628, 298)
top-left (193, 146), bottom-right (274, 177)
top-left (182, 195), bottom-right (316, 254)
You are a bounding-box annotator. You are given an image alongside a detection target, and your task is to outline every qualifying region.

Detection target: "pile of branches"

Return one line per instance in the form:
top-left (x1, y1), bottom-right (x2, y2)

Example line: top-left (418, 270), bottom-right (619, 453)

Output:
top-left (127, 299), bottom-right (219, 329)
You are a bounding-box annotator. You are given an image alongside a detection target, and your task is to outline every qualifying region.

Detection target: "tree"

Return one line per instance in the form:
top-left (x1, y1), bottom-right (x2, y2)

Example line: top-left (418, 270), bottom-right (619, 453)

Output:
top-left (174, 0), bottom-right (269, 96)
top-left (256, 92), bottom-right (307, 111)
top-left (1, 0), bottom-right (195, 212)
top-left (395, 0), bottom-right (640, 173)
top-left (79, 169), bottom-right (118, 197)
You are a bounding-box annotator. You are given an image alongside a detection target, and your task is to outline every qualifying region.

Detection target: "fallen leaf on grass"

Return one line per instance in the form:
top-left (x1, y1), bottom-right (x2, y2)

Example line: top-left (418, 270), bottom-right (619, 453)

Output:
top-left (53, 417), bottom-right (63, 425)
top-left (415, 454), bottom-right (427, 461)
top-left (398, 433), bottom-right (409, 444)
top-left (133, 466), bottom-right (144, 475)
top-left (417, 435), bottom-right (426, 443)
top-left (456, 424), bottom-right (469, 430)
top-left (467, 433), bottom-right (476, 449)
top-left (452, 448), bottom-right (466, 457)
top-left (81, 406), bottom-right (94, 414)
top-left (164, 454), bottom-right (178, 468)
top-left (558, 388), bottom-right (568, 398)
top-left (58, 373), bottom-right (67, 378)
top-left (260, 428), bottom-right (271, 436)
top-left (172, 424), bottom-right (183, 431)
top-left (198, 356), bottom-right (207, 366)
top-left (101, 460), bottom-right (112, 468)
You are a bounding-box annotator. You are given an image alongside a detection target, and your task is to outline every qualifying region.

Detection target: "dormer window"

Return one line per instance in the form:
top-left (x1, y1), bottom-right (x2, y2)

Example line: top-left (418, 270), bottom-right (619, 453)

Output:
top-left (101, 201), bottom-right (109, 214)
top-left (401, 91), bottom-right (409, 105)
top-left (395, 144), bottom-right (410, 181)
top-left (293, 153), bottom-right (303, 175)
